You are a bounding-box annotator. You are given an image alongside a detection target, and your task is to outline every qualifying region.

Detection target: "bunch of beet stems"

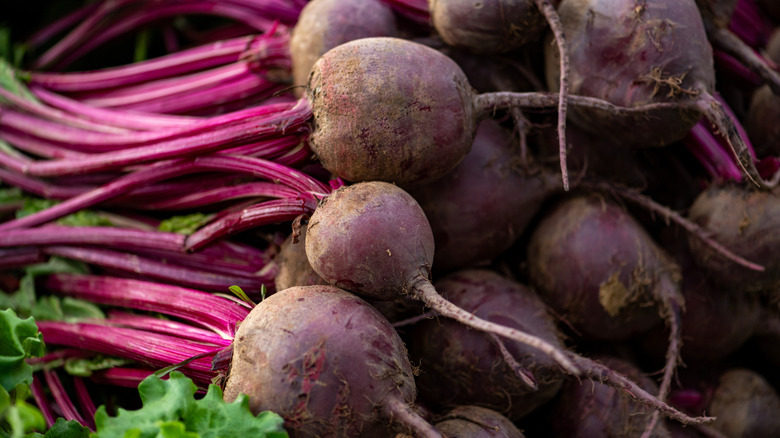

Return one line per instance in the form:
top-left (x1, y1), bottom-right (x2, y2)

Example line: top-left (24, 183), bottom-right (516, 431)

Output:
top-left (25, 26), bottom-right (295, 116)
top-left (29, 363), bottom-right (99, 430)
top-left (0, 223), bottom-right (280, 295)
top-left (33, 274), bottom-right (251, 388)
top-left (26, 0), bottom-right (307, 70)
top-left (705, 0), bottom-right (780, 95)
top-left (685, 82), bottom-right (780, 183)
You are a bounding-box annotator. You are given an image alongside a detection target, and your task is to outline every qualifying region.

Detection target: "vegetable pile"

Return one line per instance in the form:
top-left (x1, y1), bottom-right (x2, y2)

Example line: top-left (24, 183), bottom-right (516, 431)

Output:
top-left (2, 0), bottom-right (780, 436)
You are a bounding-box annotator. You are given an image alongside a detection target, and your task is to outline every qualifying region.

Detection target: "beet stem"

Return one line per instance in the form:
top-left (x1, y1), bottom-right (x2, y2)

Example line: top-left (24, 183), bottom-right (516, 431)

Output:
top-left (488, 333), bottom-right (538, 390)
top-left (534, 0), bottom-right (570, 191)
top-left (696, 92), bottom-right (779, 189)
top-left (566, 353), bottom-right (714, 425)
top-left (709, 27), bottom-right (780, 95)
top-left (580, 181), bottom-right (765, 272)
top-left (410, 277), bottom-right (580, 376)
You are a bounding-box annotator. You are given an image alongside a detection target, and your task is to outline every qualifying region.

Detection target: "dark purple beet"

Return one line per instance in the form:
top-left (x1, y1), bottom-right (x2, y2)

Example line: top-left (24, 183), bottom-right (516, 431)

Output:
top-left (290, 0), bottom-right (397, 94)
top-left (406, 269), bottom-right (565, 420)
top-left (707, 368), bottom-right (780, 437)
top-left (434, 405), bottom-right (526, 438)
top-left (551, 356), bottom-right (672, 437)
top-left (305, 181), bottom-right (578, 375)
top-left (686, 184), bottom-right (780, 293)
top-left (527, 195), bottom-right (682, 341)
top-left (307, 37), bottom-right (478, 187)
top-left (429, 0), bottom-right (549, 53)
top-left (544, 0), bottom-right (774, 188)
top-left (274, 223), bottom-right (328, 291)
top-left (223, 285), bottom-right (440, 437)
top-left (640, 266), bottom-right (761, 364)
top-left (409, 120), bottom-right (560, 273)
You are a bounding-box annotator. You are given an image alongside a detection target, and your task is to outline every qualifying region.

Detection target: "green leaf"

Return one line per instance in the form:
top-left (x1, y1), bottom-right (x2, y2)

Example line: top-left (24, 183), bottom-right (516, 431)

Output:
top-left (0, 309), bottom-right (44, 391)
top-left (158, 214), bottom-right (213, 236)
top-left (31, 297), bottom-right (105, 324)
top-left (0, 258), bottom-right (90, 319)
top-left (0, 188), bottom-right (24, 206)
top-left (28, 418), bottom-right (91, 438)
top-left (93, 372), bottom-right (287, 438)
top-left (14, 198), bottom-right (112, 228)
top-left (64, 356), bottom-right (132, 378)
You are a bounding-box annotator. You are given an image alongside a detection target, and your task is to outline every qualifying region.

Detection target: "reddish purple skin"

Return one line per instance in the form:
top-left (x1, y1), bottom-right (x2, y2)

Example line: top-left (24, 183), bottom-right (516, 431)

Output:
top-left (551, 356), bottom-right (671, 438)
top-left (223, 285), bottom-right (417, 437)
top-left (527, 195), bottom-right (679, 341)
top-left (429, 0), bottom-right (548, 53)
top-left (640, 267), bottom-right (760, 363)
top-left (305, 181), bottom-right (435, 301)
top-left (274, 224), bottom-right (328, 292)
top-left (545, 0), bottom-right (714, 147)
top-left (307, 37), bottom-right (478, 187)
top-left (434, 405), bottom-right (526, 438)
top-left (406, 269), bottom-right (565, 420)
top-left (410, 120), bottom-right (560, 273)
top-left (290, 0), bottom-right (397, 93)
top-left (687, 184), bottom-right (780, 293)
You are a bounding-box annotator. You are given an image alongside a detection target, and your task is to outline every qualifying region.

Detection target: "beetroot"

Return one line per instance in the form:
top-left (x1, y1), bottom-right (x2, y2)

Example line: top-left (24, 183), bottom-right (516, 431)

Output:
top-left (304, 180), bottom-right (579, 374)
top-left (707, 368), bottom-right (780, 437)
top-left (409, 120), bottom-right (560, 273)
top-left (527, 195), bottom-right (683, 341)
top-left (551, 356), bottom-right (672, 438)
top-left (290, 0), bottom-right (397, 95)
top-left (544, 0), bottom-right (775, 189)
top-left (686, 184), bottom-right (780, 293)
top-left (434, 405), bottom-right (526, 438)
top-left (405, 269), bottom-right (565, 420)
top-left (274, 223), bottom-right (327, 291)
top-left (223, 285), bottom-right (440, 437)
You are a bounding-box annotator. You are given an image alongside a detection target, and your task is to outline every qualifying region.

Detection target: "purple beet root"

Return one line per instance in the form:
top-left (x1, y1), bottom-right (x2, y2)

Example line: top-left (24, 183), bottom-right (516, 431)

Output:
top-left (274, 223), bottom-right (328, 292)
top-left (527, 195), bottom-right (683, 341)
top-left (551, 356), bottom-right (672, 438)
top-left (686, 184), bottom-right (780, 293)
top-left (409, 120), bottom-right (560, 273)
top-left (406, 269), bottom-right (565, 420)
top-left (707, 368), bottom-right (780, 437)
top-left (305, 181), bottom-right (579, 375)
top-left (290, 0), bottom-right (397, 94)
top-left (434, 405), bottom-right (526, 438)
top-left (223, 285), bottom-right (441, 437)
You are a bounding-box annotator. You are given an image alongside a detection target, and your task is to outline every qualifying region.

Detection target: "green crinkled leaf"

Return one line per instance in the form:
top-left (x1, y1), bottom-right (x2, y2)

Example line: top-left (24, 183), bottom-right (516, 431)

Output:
top-left (0, 258), bottom-right (90, 320)
top-left (14, 198), bottom-right (112, 228)
top-left (0, 188), bottom-right (24, 206)
top-left (24, 417), bottom-right (92, 438)
top-left (0, 309), bottom-right (44, 391)
top-left (93, 372), bottom-right (287, 438)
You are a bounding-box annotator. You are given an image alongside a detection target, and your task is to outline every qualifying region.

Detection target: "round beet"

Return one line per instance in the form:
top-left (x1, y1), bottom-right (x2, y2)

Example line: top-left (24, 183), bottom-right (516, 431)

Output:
top-left (434, 405), bottom-right (526, 438)
top-left (305, 181), bottom-right (579, 375)
top-left (290, 0), bottom-right (397, 95)
top-left (527, 195), bottom-right (682, 341)
top-left (406, 269), bottom-right (565, 420)
top-left (708, 368), bottom-right (780, 437)
top-left (544, 0), bottom-right (775, 188)
top-left (686, 184), bottom-right (780, 293)
top-left (307, 37), bottom-right (478, 187)
top-left (223, 285), bottom-right (440, 437)
top-left (274, 223), bottom-right (327, 291)
top-left (409, 120), bottom-right (560, 273)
